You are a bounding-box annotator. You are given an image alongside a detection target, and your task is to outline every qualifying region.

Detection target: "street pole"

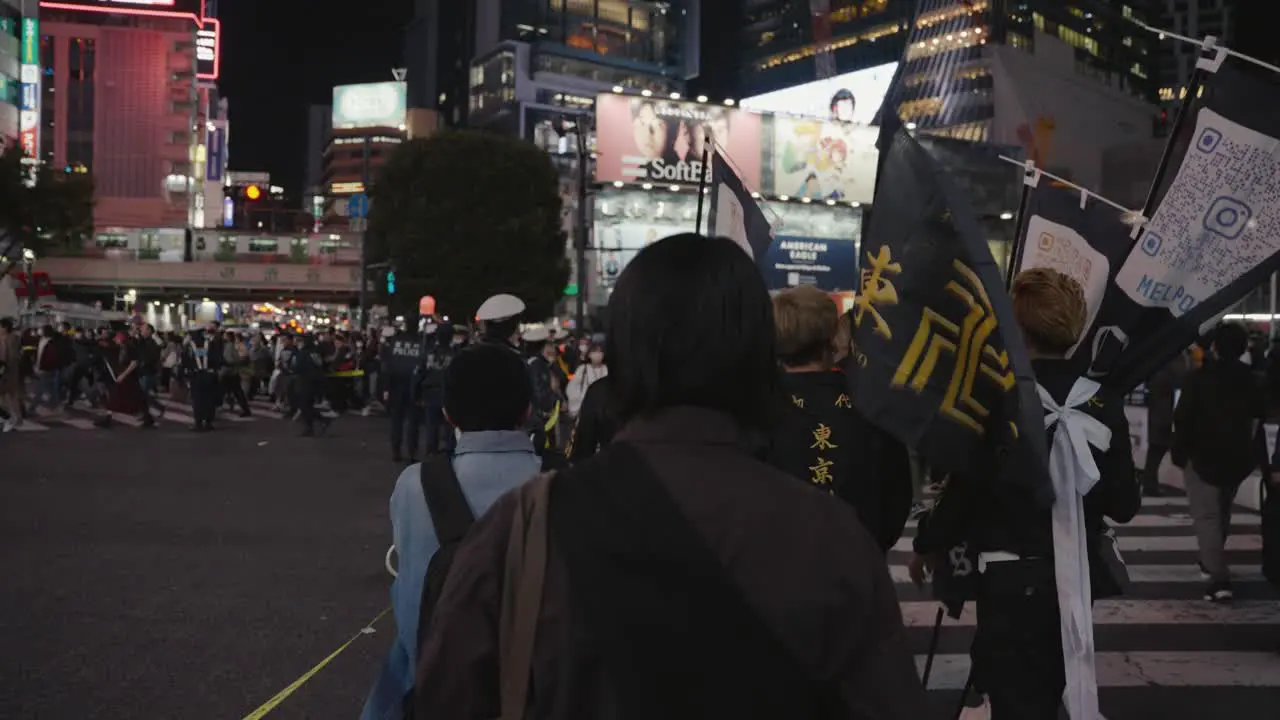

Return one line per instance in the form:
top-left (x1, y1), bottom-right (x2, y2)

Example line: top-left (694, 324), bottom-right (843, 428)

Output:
top-left (22, 253), bottom-right (34, 310)
top-left (575, 129), bottom-right (588, 333)
top-left (359, 135), bottom-right (371, 331)
top-left (1270, 271), bottom-right (1277, 340)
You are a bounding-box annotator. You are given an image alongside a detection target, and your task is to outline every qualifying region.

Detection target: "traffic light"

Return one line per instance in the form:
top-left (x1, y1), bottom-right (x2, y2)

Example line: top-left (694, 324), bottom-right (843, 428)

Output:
top-left (1153, 108), bottom-right (1171, 138)
top-left (244, 184), bottom-right (262, 201)
top-left (386, 268), bottom-right (397, 295)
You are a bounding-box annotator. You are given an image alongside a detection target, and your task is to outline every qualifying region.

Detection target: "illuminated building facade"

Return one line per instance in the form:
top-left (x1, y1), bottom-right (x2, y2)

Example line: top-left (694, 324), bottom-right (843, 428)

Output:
top-left (1152, 0), bottom-right (1236, 105)
top-left (36, 0), bottom-right (222, 230)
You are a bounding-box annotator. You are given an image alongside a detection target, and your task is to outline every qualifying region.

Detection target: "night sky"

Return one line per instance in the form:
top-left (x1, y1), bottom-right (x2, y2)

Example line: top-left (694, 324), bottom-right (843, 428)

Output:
top-left (217, 0), bottom-right (413, 197)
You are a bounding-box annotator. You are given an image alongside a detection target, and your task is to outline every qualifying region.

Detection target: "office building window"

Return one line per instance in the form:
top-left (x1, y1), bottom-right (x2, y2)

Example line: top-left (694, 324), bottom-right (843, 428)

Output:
top-left (67, 38), bottom-right (95, 171)
top-left (39, 35), bottom-right (55, 164)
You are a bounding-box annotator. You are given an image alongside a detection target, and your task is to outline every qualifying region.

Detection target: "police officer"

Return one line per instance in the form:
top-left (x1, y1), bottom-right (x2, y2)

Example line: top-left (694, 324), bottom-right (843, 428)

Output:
top-left (476, 293), bottom-right (526, 349)
top-left (293, 334), bottom-right (325, 437)
top-left (383, 324), bottom-right (426, 462)
top-left (421, 322), bottom-right (457, 455)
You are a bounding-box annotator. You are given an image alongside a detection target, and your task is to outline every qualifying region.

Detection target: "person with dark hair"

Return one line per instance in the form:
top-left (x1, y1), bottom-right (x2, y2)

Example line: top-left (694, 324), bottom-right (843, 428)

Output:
top-left (911, 268), bottom-right (1138, 718)
top-left (361, 342), bottom-right (540, 720)
top-left (1173, 321), bottom-right (1272, 603)
top-left (764, 285), bottom-right (913, 553)
top-left (415, 233), bottom-right (926, 719)
top-left (829, 88), bottom-right (856, 122)
top-left (565, 372), bottom-right (618, 462)
top-left (421, 322), bottom-right (459, 455)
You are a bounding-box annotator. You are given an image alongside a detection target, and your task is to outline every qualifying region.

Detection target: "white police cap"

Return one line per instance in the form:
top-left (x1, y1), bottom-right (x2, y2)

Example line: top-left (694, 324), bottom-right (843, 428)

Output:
top-left (522, 325), bottom-right (550, 343)
top-left (476, 293), bottom-right (526, 322)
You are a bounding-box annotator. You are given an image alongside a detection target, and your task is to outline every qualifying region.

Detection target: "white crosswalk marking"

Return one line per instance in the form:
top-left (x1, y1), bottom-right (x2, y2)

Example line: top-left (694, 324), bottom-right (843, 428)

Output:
top-left (21, 394), bottom-right (362, 432)
top-left (904, 488), bottom-right (1280, 711)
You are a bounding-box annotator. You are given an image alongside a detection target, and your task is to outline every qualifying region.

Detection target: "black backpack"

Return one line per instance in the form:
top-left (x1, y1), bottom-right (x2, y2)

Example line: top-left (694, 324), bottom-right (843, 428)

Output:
top-left (403, 455), bottom-right (475, 718)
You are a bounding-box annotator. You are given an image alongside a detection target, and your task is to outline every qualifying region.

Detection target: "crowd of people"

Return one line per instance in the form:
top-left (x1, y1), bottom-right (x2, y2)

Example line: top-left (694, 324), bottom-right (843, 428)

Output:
top-left (350, 232), bottom-right (1280, 720)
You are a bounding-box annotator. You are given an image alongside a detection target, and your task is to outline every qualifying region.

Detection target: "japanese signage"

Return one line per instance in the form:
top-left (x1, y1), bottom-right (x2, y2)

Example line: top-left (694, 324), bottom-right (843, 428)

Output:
top-left (196, 19), bottom-right (220, 80)
top-left (37, 1), bottom-right (205, 17)
top-left (332, 82), bottom-right (408, 130)
top-left (19, 17), bottom-right (40, 170)
top-left (206, 124), bottom-right (225, 182)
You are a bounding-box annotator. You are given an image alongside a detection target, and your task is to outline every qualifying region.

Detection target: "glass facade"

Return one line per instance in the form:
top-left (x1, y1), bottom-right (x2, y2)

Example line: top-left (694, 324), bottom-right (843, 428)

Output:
top-left (0, 7), bottom-right (19, 140)
top-left (67, 37), bottom-right (95, 171)
top-left (509, 0), bottom-right (684, 74)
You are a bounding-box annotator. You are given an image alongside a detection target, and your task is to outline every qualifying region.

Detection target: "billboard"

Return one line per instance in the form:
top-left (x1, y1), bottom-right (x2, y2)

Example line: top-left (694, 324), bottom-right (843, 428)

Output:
top-left (19, 17), bottom-right (39, 171)
top-left (740, 62), bottom-right (899, 125)
top-left (39, 1), bottom-right (205, 19)
top-left (196, 19), bottom-right (220, 80)
top-left (594, 93), bottom-right (762, 188)
top-left (760, 236), bottom-right (859, 292)
top-left (332, 82), bottom-right (408, 130)
top-left (762, 115), bottom-right (880, 204)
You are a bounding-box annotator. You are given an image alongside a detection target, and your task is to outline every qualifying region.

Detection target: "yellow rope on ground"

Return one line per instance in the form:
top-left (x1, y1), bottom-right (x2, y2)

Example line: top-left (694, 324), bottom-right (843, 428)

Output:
top-left (240, 607), bottom-right (390, 720)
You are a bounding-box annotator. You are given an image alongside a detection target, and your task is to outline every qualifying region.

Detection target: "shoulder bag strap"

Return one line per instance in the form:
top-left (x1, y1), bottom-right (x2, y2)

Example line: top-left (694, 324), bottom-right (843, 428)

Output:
top-left (420, 455), bottom-right (474, 543)
top-left (497, 471), bottom-right (554, 720)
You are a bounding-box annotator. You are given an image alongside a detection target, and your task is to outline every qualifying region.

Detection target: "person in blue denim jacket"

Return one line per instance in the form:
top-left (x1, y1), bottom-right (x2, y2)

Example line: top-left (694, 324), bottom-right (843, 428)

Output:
top-left (361, 342), bottom-right (541, 720)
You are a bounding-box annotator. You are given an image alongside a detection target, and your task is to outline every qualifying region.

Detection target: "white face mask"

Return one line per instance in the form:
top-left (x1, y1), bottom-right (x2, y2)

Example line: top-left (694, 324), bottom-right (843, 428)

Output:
top-left (588, 351), bottom-right (604, 364)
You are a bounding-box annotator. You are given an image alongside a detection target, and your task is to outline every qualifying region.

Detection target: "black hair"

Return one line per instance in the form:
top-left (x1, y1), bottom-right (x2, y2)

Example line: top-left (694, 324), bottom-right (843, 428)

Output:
top-left (605, 233), bottom-right (779, 434)
top-left (0, 318), bottom-right (13, 332)
top-left (443, 343), bottom-right (533, 432)
top-left (1213, 322), bottom-right (1249, 360)
top-left (484, 316), bottom-right (520, 344)
top-left (829, 88), bottom-right (856, 115)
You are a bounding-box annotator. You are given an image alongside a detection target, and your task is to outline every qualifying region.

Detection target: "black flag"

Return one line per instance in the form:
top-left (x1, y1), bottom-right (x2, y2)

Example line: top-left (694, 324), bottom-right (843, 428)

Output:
top-left (849, 117), bottom-right (1052, 507)
top-left (1096, 56), bottom-right (1280, 392)
top-left (1011, 181), bottom-right (1137, 381)
top-left (708, 150), bottom-right (775, 263)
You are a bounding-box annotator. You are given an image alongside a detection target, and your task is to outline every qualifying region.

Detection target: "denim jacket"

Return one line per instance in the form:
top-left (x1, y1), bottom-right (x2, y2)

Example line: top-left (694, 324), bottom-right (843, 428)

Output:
top-left (360, 431), bottom-right (541, 720)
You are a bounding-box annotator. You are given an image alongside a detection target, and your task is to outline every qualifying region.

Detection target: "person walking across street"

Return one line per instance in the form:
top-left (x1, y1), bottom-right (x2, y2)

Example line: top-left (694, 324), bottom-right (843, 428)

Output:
top-left (1144, 350), bottom-right (1191, 496)
top-left (185, 330), bottom-right (219, 432)
top-left (1172, 322), bottom-right (1270, 603)
top-left (422, 323), bottom-right (457, 455)
top-left (0, 318), bottom-right (24, 430)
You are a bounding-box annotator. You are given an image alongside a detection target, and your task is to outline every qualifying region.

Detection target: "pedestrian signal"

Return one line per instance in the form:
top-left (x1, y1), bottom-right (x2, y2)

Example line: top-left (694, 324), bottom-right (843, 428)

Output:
top-left (386, 270), bottom-right (397, 295)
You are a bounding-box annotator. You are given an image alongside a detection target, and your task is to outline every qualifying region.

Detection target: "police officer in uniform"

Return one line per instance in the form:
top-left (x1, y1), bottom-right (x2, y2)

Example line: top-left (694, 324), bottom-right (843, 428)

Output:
top-left (476, 293), bottom-right (526, 349)
top-left (383, 324), bottom-right (426, 462)
top-left (293, 334), bottom-right (326, 437)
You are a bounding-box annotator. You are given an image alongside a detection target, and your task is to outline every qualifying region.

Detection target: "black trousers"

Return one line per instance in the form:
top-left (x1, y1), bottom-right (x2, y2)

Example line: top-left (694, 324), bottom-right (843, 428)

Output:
top-left (424, 394), bottom-right (455, 454)
top-left (388, 390), bottom-right (423, 458)
top-left (972, 558), bottom-right (1064, 719)
top-left (1143, 442), bottom-right (1169, 492)
top-left (294, 377), bottom-right (317, 433)
top-left (221, 374), bottom-right (250, 413)
top-left (191, 372), bottom-right (219, 428)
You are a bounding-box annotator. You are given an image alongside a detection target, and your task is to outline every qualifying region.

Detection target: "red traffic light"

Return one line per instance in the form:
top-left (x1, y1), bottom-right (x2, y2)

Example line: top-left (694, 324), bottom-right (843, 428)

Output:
top-left (245, 184), bottom-right (262, 200)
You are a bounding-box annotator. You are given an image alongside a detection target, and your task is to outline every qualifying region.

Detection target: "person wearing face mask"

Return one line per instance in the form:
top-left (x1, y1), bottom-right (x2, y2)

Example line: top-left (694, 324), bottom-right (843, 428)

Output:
top-left (566, 343), bottom-right (607, 420)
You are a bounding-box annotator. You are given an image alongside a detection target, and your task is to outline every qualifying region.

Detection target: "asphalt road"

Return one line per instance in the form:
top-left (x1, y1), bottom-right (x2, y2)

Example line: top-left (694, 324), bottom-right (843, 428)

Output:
top-left (1, 414), bottom-right (400, 720)
top-left (4, 411), bottom-right (1278, 719)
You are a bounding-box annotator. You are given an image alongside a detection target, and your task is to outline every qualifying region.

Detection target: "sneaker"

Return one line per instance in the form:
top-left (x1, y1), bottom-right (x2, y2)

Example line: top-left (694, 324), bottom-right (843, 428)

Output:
top-left (1198, 561), bottom-right (1211, 581)
top-left (1, 418), bottom-right (14, 433)
top-left (1204, 582), bottom-right (1233, 603)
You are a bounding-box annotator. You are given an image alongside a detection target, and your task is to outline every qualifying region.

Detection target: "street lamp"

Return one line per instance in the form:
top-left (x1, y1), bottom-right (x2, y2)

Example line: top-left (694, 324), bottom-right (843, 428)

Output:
top-left (21, 248), bottom-right (35, 310)
top-left (555, 114), bottom-right (591, 332)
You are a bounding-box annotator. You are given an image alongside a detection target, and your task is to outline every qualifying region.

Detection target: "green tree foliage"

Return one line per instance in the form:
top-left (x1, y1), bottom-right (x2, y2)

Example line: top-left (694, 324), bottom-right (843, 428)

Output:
top-left (0, 148), bottom-right (95, 259)
top-left (367, 130), bottom-right (570, 320)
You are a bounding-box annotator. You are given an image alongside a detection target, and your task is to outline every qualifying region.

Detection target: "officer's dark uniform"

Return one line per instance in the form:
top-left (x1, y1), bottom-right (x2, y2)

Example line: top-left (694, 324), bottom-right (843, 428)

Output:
top-left (383, 330), bottom-right (425, 462)
top-left (421, 323), bottom-right (457, 455)
top-left (293, 337), bottom-right (325, 437)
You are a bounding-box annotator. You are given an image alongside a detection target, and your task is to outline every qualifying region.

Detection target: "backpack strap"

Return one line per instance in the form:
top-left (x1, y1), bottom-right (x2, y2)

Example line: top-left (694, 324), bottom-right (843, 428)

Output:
top-left (420, 455), bottom-right (475, 544)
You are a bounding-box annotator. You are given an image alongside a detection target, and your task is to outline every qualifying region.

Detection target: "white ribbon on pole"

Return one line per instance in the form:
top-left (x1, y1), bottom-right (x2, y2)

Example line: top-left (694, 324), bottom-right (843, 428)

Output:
top-left (1038, 377), bottom-right (1110, 720)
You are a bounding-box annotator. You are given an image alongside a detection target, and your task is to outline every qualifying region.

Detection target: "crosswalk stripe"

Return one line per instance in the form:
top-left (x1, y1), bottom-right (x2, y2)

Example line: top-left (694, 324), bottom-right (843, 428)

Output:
top-left (901, 598), bottom-right (1279, 627)
top-left (61, 417), bottom-right (98, 430)
top-left (903, 513), bottom-right (1259, 529)
top-left (890, 564), bottom-right (1267, 586)
top-left (11, 420), bottom-right (50, 432)
top-left (891, 533), bottom-right (1262, 554)
top-left (110, 412), bottom-right (143, 427)
top-left (916, 651), bottom-right (1280, 690)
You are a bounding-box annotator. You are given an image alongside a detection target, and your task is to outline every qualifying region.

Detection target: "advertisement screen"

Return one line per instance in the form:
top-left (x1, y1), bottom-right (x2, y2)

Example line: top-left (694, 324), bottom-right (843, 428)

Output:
top-left (594, 93), bottom-right (762, 188)
top-left (740, 62), bottom-right (899, 125)
top-left (760, 236), bottom-right (859, 292)
top-left (196, 19), bottom-right (219, 80)
top-left (39, 0), bottom-right (205, 16)
top-left (763, 115), bottom-right (879, 204)
top-left (332, 82), bottom-right (408, 130)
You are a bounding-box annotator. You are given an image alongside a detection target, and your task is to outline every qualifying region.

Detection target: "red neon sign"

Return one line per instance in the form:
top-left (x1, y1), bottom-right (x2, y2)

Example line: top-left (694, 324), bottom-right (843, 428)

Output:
top-left (39, 1), bottom-right (205, 25)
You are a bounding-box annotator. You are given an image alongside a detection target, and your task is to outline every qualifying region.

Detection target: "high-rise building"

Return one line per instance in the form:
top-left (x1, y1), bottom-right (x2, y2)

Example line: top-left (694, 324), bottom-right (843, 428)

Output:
top-left (321, 82), bottom-right (408, 222)
top-left (303, 104), bottom-right (331, 219)
top-left (1152, 0), bottom-right (1236, 104)
top-left (0, 0), bottom-right (27, 150)
top-left (36, 0), bottom-right (219, 230)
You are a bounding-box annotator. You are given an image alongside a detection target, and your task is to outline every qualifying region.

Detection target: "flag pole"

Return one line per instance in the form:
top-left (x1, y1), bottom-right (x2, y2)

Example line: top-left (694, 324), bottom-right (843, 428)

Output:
top-left (695, 140), bottom-right (712, 234)
top-left (1140, 36), bottom-right (1217, 217)
top-left (1004, 160), bottom-right (1038, 288)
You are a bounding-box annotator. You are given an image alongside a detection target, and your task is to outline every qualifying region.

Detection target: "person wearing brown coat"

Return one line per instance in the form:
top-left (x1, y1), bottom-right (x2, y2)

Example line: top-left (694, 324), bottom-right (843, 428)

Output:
top-left (413, 234), bottom-right (926, 720)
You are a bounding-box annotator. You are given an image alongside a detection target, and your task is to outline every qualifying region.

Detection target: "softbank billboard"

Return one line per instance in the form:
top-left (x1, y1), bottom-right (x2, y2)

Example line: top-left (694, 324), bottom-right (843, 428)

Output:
top-left (593, 95), bottom-right (763, 187)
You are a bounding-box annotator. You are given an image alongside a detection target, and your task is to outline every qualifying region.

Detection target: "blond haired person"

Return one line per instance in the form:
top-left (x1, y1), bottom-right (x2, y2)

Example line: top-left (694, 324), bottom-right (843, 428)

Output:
top-left (909, 268), bottom-right (1138, 718)
top-left (762, 285), bottom-right (914, 552)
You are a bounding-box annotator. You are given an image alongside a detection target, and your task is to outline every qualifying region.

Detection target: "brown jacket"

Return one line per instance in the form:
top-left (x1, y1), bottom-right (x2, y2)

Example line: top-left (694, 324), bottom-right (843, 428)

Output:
top-left (415, 407), bottom-right (926, 719)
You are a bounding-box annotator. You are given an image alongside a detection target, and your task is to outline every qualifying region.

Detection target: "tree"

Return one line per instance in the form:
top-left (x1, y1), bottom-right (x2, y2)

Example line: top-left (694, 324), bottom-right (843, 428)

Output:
top-left (367, 130), bottom-right (570, 320)
top-left (0, 148), bottom-right (95, 261)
